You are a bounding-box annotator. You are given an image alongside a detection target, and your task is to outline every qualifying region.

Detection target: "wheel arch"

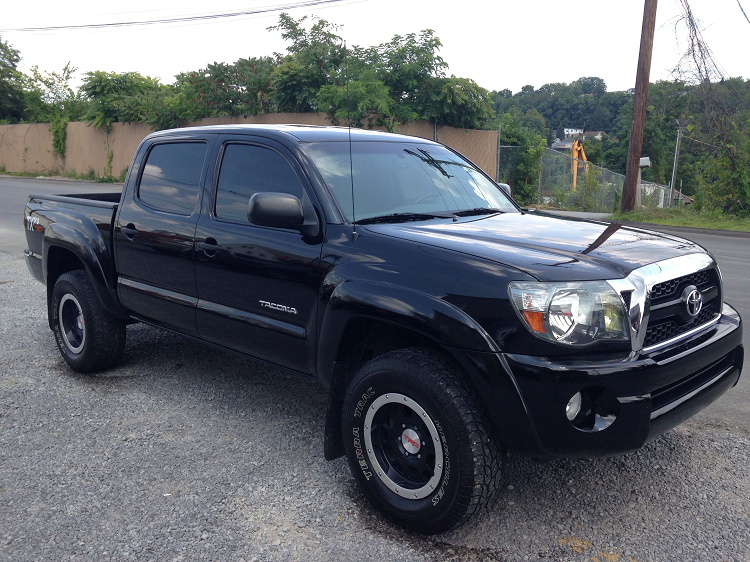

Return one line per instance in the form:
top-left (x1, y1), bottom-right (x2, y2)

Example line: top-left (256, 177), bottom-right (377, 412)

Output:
top-left (43, 225), bottom-right (127, 328)
top-left (318, 280), bottom-right (500, 460)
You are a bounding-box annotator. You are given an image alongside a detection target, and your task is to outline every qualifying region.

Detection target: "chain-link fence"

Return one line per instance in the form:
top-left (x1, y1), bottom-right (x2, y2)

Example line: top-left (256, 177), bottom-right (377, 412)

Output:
top-left (497, 146), bottom-right (670, 212)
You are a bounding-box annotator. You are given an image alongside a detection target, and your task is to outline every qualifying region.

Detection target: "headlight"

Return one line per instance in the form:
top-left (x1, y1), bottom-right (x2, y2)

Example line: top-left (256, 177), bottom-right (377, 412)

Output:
top-left (509, 281), bottom-right (629, 346)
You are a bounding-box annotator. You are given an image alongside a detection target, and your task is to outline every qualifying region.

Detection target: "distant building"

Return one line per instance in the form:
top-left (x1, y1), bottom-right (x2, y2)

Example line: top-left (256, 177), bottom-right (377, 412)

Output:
top-left (551, 131), bottom-right (604, 150)
top-left (582, 131), bottom-right (604, 141)
top-left (564, 128), bottom-right (584, 138)
top-left (550, 138), bottom-right (575, 151)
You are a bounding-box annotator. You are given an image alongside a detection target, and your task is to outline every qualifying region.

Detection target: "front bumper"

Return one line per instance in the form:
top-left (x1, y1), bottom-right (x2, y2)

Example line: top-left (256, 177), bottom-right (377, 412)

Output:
top-left (455, 303), bottom-right (743, 459)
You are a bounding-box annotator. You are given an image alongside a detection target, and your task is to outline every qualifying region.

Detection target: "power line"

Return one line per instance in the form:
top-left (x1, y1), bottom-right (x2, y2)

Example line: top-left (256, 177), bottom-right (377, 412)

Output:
top-left (682, 135), bottom-right (722, 149)
top-left (0, 0), bottom-right (347, 32)
top-left (736, 0), bottom-right (750, 24)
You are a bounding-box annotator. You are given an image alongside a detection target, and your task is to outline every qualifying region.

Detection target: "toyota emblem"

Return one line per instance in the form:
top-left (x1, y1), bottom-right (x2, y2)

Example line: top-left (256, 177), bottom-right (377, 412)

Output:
top-left (685, 288), bottom-right (703, 317)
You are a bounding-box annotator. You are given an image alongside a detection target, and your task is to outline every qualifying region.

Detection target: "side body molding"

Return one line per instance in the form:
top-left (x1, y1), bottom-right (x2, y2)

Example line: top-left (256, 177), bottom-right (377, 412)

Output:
top-left (317, 280), bottom-right (499, 390)
top-left (42, 219), bottom-right (127, 325)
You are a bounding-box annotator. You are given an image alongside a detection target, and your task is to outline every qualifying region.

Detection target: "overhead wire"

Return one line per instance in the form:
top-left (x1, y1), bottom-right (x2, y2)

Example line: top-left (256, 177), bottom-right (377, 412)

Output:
top-left (736, 0), bottom-right (750, 24)
top-left (0, 0), bottom-right (346, 32)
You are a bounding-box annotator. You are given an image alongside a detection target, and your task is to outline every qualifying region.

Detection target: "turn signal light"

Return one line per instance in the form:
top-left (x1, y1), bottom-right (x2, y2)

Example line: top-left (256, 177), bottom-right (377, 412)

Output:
top-left (521, 310), bottom-right (545, 333)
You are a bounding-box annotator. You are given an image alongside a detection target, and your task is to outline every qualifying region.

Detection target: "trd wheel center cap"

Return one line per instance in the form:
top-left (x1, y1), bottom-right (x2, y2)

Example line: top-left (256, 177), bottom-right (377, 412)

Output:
top-left (401, 429), bottom-right (421, 454)
top-left (76, 316), bottom-right (84, 331)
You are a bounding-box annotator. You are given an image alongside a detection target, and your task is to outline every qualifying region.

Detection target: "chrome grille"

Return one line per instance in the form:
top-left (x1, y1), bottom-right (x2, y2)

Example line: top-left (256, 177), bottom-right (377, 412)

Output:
top-left (643, 266), bottom-right (721, 350)
top-left (643, 303), bottom-right (715, 348)
top-left (650, 270), bottom-right (712, 304)
top-left (607, 254), bottom-right (721, 353)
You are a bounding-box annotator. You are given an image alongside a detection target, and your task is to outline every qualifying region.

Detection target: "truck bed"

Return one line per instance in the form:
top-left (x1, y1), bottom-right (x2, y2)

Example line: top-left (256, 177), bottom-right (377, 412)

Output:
top-left (24, 191), bottom-right (123, 285)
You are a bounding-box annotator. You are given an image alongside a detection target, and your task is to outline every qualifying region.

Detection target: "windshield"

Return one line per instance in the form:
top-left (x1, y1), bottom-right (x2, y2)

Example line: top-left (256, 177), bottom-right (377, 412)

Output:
top-left (302, 141), bottom-right (518, 222)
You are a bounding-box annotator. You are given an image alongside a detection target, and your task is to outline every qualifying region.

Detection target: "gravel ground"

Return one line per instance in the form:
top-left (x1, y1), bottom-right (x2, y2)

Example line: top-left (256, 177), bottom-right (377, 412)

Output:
top-left (1, 252), bottom-right (749, 562)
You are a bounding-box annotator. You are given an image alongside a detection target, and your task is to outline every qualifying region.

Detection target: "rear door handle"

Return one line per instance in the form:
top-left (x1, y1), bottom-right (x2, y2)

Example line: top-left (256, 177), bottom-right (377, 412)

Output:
top-left (121, 224), bottom-right (138, 239)
top-left (197, 239), bottom-right (222, 255)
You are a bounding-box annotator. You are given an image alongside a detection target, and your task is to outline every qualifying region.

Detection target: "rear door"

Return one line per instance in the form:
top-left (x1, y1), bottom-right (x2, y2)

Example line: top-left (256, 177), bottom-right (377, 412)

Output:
top-left (115, 135), bottom-right (215, 336)
top-left (194, 135), bottom-right (326, 374)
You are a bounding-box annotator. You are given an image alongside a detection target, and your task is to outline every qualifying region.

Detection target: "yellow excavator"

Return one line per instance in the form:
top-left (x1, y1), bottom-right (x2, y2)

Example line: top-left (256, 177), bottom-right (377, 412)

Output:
top-left (571, 138), bottom-right (587, 191)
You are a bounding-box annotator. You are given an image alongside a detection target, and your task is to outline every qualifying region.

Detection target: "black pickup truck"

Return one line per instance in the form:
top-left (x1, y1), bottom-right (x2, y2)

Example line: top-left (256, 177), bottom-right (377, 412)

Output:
top-left (23, 125), bottom-right (744, 534)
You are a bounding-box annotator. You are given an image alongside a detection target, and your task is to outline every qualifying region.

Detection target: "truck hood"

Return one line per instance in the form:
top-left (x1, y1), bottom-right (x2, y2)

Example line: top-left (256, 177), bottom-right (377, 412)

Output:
top-left (364, 211), bottom-right (705, 281)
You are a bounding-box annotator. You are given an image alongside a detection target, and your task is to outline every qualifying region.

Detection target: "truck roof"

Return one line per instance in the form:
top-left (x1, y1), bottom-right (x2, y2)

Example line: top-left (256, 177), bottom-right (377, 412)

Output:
top-left (147, 124), bottom-right (438, 144)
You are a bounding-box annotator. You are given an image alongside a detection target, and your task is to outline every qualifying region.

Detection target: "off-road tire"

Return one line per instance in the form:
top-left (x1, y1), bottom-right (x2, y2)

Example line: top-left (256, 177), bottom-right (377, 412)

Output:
top-left (51, 271), bottom-right (126, 373)
top-left (342, 348), bottom-right (500, 534)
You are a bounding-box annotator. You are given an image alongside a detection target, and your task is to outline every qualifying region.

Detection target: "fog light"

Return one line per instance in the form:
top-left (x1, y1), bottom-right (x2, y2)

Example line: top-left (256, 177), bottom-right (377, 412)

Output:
top-left (566, 392), bottom-right (582, 421)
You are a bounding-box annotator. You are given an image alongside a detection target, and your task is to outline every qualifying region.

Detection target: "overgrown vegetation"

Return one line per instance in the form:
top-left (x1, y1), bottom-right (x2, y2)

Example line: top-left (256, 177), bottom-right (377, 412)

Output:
top-left (48, 115), bottom-right (68, 158)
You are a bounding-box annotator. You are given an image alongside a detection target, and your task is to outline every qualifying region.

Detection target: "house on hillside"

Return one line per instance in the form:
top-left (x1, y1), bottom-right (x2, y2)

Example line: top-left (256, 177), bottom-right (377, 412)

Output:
top-left (582, 131), bottom-right (604, 141)
top-left (550, 138), bottom-right (575, 151)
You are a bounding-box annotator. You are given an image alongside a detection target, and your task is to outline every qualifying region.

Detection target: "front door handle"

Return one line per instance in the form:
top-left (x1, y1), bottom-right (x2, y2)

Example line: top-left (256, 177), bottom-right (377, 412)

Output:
top-left (197, 238), bottom-right (222, 256)
top-left (121, 224), bottom-right (138, 239)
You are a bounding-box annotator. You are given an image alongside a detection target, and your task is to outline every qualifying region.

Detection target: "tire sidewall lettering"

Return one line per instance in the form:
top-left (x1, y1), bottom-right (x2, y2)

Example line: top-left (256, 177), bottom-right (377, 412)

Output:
top-left (51, 293), bottom-right (70, 356)
top-left (351, 387), bottom-right (375, 480)
top-left (353, 387), bottom-right (375, 418)
top-left (431, 419), bottom-right (450, 507)
top-left (352, 426), bottom-right (372, 481)
top-left (347, 380), bottom-right (452, 510)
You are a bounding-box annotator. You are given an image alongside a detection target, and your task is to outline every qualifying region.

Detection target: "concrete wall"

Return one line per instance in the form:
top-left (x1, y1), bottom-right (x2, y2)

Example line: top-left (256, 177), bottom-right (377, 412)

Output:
top-left (0, 115), bottom-right (498, 178)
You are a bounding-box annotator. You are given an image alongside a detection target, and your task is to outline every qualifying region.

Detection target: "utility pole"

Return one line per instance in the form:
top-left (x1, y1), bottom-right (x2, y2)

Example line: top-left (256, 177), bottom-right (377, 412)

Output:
top-left (668, 119), bottom-right (687, 206)
top-left (621, 0), bottom-right (658, 212)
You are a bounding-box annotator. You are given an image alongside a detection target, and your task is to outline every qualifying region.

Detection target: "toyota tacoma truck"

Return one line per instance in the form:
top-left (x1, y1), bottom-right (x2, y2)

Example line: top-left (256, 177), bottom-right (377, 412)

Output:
top-left (23, 125), bottom-right (744, 534)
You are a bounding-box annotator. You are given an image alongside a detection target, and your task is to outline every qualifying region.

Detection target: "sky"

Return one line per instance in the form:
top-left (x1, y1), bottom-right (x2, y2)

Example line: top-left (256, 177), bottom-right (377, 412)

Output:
top-left (1, 0), bottom-right (748, 94)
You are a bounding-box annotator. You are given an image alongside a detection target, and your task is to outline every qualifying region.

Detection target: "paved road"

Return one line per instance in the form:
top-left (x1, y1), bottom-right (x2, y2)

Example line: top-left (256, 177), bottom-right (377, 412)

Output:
top-left (0, 176), bottom-right (122, 257)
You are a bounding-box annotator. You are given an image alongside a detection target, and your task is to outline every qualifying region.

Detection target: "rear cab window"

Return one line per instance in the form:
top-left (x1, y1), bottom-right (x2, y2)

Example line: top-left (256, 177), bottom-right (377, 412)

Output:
top-left (138, 142), bottom-right (208, 215)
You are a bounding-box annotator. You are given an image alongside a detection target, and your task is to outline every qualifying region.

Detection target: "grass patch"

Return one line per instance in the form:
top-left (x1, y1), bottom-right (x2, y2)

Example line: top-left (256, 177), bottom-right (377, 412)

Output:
top-left (0, 169), bottom-right (123, 183)
top-left (606, 207), bottom-right (750, 233)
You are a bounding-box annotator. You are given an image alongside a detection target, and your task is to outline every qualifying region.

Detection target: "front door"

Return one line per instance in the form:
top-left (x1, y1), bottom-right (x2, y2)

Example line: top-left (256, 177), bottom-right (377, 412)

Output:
top-left (194, 136), bottom-right (325, 374)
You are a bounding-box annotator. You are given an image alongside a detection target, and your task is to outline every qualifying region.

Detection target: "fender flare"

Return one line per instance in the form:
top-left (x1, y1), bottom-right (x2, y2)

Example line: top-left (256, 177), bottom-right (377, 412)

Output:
top-left (317, 280), bottom-right (499, 389)
top-left (43, 222), bottom-right (127, 325)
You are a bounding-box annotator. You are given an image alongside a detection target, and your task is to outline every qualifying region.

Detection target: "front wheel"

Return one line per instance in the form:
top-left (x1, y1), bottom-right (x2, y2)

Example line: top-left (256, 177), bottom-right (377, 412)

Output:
top-left (51, 271), bottom-right (126, 374)
top-left (342, 349), bottom-right (500, 534)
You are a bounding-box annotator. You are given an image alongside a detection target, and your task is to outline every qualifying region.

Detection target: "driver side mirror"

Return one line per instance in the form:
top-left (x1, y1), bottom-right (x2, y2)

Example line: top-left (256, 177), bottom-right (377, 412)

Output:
top-left (498, 183), bottom-right (512, 198)
top-left (247, 192), bottom-right (318, 237)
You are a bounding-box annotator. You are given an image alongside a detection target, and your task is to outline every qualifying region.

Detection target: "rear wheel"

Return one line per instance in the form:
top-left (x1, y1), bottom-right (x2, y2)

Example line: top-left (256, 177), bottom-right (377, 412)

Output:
top-left (51, 271), bottom-right (126, 373)
top-left (342, 348), bottom-right (500, 534)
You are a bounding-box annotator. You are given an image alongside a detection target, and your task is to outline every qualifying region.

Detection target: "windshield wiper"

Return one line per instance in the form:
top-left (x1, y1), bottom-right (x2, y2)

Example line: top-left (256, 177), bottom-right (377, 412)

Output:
top-left (452, 207), bottom-right (504, 217)
top-left (355, 212), bottom-right (456, 225)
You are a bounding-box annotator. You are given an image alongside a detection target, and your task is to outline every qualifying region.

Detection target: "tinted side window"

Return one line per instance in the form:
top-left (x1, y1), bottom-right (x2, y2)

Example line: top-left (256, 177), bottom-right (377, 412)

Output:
top-left (138, 142), bottom-right (208, 215)
top-left (215, 144), bottom-right (304, 223)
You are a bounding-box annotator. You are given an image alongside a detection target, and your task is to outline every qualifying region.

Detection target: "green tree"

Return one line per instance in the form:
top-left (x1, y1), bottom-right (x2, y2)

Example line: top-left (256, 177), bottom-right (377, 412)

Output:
top-left (428, 76), bottom-right (494, 128)
top-left (494, 111), bottom-right (546, 204)
top-left (22, 63), bottom-right (87, 123)
top-left (365, 29), bottom-right (447, 123)
top-left (316, 69), bottom-right (391, 128)
top-left (0, 35), bottom-right (25, 123)
top-left (268, 14), bottom-right (344, 112)
top-left (577, 76), bottom-right (606, 96)
top-left (81, 71), bottom-right (159, 130)
top-left (521, 108), bottom-right (548, 138)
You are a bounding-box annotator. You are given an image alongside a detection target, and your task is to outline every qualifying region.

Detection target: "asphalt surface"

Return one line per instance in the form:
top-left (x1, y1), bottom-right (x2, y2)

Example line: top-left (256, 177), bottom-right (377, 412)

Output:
top-left (0, 176), bottom-right (122, 257)
top-left (1, 177), bottom-right (749, 561)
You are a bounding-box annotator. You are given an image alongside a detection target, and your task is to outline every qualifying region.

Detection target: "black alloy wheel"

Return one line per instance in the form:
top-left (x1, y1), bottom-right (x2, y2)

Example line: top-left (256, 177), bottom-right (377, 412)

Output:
top-left (342, 348), bottom-right (501, 534)
top-left (51, 271), bottom-right (126, 373)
